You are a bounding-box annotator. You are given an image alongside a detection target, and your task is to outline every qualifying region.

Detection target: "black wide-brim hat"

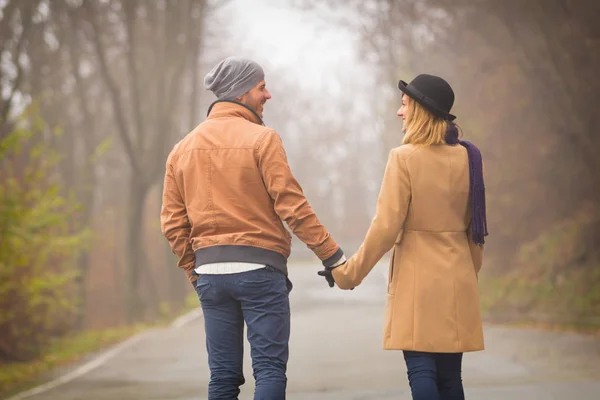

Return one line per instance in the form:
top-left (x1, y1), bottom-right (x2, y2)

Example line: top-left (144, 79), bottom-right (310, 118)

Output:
top-left (398, 74), bottom-right (456, 121)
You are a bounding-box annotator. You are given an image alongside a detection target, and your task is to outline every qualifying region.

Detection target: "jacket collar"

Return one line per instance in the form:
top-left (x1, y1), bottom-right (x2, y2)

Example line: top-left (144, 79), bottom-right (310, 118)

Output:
top-left (206, 100), bottom-right (264, 126)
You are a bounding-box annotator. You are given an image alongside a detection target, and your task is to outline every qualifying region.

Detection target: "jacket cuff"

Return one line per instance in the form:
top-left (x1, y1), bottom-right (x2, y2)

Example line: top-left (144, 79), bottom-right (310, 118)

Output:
top-left (322, 247), bottom-right (344, 268)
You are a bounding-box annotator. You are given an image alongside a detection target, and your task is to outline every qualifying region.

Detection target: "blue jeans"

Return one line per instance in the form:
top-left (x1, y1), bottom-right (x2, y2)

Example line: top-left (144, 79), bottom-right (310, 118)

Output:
top-left (403, 351), bottom-right (464, 400)
top-left (194, 267), bottom-right (292, 400)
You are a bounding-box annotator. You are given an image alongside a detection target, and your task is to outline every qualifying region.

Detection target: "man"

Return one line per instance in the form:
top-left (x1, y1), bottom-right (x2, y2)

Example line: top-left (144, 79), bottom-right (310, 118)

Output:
top-left (160, 56), bottom-right (345, 400)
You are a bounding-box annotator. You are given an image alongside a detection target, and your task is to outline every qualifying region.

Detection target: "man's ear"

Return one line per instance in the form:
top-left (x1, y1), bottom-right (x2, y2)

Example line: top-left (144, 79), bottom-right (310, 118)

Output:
top-left (236, 93), bottom-right (246, 103)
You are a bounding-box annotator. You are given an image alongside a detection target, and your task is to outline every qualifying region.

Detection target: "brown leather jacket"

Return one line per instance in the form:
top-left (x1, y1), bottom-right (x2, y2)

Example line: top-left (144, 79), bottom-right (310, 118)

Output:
top-left (161, 101), bottom-right (343, 281)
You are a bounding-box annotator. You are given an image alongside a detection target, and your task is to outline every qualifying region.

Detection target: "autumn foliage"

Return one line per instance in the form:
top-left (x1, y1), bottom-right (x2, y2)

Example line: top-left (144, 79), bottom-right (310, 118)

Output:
top-left (0, 112), bottom-right (90, 361)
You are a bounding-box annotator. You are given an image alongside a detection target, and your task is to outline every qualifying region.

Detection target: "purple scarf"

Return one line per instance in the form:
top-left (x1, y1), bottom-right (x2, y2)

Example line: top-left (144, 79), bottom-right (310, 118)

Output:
top-left (445, 123), bottom-right (488, 245)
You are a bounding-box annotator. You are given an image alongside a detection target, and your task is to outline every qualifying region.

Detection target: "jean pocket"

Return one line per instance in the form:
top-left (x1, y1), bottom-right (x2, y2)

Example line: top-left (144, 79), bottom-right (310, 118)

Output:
top-left (194, 279), bottom-right (211, 300)
top-left (264, 265), bottom-right (283, 275)
top-left (264, 266), bottom-right (292, 294)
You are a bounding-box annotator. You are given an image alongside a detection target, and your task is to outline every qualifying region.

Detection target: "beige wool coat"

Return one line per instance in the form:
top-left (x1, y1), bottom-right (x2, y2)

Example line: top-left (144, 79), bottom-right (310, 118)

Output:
top-left (332, 144), bottom-right (485, 353)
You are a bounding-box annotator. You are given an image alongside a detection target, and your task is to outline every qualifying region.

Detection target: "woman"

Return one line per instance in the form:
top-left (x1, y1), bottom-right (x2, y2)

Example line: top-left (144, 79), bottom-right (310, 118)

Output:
top-left (328, 74), bottom-right (487, 400)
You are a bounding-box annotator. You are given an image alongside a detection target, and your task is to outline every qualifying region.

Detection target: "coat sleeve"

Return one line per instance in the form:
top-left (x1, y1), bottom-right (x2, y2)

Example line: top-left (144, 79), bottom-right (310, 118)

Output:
top-left (160, 160), bottom-right (197, 282)
top-left (332, 148), bottom-right (411, 289)
top-left (257, 129), bottom-right (343, 266)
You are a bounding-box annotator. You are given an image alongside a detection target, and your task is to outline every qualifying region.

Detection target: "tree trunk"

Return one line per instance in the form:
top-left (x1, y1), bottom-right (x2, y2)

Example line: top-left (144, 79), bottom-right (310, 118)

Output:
top-left (125, 178), bottom-right (149, 323)
top-left (74, 164), bottom-right (96, 329)
top-left (75, 251), bottom-right (91, 329)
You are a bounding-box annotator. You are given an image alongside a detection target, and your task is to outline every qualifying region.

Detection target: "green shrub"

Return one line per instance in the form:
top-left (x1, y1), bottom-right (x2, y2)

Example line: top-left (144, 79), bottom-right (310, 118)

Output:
top-left (481, 204), bottom-right (600, 324)
top-left (0, 112), bottom-right (90, 362)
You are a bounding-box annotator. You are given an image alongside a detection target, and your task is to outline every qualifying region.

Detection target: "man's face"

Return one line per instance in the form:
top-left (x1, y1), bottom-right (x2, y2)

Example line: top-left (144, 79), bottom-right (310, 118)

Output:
top-left (237, 79), bottom-right (271, 118)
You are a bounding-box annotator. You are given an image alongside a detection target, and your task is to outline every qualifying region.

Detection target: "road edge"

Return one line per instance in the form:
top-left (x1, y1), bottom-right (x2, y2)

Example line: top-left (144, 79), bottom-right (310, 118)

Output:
top-left (5, 307), bottom-right (203, 400)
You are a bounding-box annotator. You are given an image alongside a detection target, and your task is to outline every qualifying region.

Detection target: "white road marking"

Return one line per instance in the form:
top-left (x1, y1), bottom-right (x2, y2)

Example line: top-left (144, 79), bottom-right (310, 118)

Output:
top-left (7, 307), bottom-right (203, 399)
top-left (171, 307), bottom-right (203, 329)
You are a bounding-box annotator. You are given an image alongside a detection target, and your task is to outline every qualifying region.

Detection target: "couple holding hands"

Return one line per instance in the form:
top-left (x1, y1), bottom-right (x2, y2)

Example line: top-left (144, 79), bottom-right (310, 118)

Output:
top-left (161, 56), bottom-right (487, 400)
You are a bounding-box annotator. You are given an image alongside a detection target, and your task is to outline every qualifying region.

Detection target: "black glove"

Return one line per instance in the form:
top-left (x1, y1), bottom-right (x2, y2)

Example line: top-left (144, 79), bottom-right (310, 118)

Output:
top-left (317, 266), bottom-right (338, 288)
top-left (318, 263), bottom-right (355, 290)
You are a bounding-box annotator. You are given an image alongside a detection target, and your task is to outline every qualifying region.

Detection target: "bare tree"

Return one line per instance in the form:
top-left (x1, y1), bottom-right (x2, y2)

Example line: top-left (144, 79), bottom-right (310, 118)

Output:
top-left (0, 0), bottom-right (40, 136)
top-left (298, 0), bottom-right (600, 273)
top-left (72, 0), bottom-right (208, 322)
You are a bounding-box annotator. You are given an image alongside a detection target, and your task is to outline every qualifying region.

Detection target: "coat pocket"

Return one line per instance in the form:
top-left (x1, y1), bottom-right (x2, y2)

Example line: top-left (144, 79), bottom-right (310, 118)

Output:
top-left (387, 247), bottom-right (397, 295)
top-left (383, 294), bottom-right (395, 348)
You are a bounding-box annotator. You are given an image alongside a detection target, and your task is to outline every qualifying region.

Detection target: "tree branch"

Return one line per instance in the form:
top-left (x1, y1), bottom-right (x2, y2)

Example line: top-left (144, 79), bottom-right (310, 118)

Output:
top-left (1, 2), bottom-right (35, 125)
top-left (150, 0), bottom-right (202, 182)
top-left (64, 1), bottom-right (96, 147)
top-left (153, 0), bottom-right (168, 163)
top-left (496, 1), bottom-right (599, 172)
top-left (123, 0), bottom-right (144, 152)
top-left (0, 0), bottom-right (19, 52)
top-left (188, 0), bottom-right (204, 128)
top-left (83, 0), bottom-right (140, 176)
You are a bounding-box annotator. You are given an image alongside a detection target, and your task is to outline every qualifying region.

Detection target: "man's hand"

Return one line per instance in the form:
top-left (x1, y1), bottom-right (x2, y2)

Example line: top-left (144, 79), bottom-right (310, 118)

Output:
top-left (317, 265), bottom-right (339, 288)
top-left (318, 254), bottom-right (347, 288)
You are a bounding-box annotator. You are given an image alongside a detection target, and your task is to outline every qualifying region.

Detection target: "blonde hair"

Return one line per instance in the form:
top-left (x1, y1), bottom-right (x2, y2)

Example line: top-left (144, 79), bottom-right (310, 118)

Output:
top-left (402, 97), bottom-right (453, 145)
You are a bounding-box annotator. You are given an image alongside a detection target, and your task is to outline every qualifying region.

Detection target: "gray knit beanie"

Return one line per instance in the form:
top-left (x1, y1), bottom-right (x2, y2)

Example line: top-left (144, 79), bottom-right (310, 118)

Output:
top-left (204, 56), bottom-right (265, 100)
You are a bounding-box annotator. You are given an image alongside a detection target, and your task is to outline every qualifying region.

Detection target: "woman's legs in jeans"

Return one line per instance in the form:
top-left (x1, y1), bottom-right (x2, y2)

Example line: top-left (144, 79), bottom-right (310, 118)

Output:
top-left (436, 352), bottom-right (464, 400)
top-left (403, 351), bottom-right (464, 400)
top-left (403, 351), bottom-right (440, 400)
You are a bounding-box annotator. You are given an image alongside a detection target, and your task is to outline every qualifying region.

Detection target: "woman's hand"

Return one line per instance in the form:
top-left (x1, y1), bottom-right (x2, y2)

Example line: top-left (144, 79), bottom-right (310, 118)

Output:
top-left (318, 263), bottom-right (355, 290)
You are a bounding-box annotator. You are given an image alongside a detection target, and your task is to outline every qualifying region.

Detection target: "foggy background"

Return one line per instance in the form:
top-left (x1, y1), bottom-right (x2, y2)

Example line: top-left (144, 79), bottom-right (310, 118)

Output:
top-left (1, 0), bottom-right (599, 368)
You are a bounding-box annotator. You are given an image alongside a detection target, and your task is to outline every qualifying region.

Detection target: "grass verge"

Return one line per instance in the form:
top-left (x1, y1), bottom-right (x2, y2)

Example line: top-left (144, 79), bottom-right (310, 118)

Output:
top-left (0, 295), bottom-right (200, 399)
top-left (479, 264), bottom-right (600, 335)
top-left (0, 325), bottom-right (145, 397)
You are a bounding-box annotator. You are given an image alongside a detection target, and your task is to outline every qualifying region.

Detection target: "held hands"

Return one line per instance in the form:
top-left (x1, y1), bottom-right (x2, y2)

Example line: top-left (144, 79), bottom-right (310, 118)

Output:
top-left (317, 264), bottom-right (341, 288)
top-left (318, 253), bottom-right (347, 288)
top-left (317, 264), bottom-right (354, 290)
top-left (317, 253), bottom-right (354, 289)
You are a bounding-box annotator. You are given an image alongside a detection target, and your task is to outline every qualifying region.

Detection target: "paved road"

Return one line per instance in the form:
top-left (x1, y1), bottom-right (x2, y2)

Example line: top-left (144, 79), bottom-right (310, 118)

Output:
top-left (11, 262), bottom-right (600, 399)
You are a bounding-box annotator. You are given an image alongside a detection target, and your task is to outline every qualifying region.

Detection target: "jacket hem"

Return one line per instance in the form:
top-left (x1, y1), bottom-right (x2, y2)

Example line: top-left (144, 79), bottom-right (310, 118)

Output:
top-left (195, 245), bottom-right (288, 275)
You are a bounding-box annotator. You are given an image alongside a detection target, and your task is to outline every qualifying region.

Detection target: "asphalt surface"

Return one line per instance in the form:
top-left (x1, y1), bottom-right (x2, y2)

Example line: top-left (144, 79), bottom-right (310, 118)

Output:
top-left (9, 262), bottom-right (600, 400)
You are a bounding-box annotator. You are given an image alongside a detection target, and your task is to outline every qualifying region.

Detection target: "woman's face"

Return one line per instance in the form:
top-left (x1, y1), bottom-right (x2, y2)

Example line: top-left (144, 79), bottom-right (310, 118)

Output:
top-left (397, 94), bottom-right (411, 128)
